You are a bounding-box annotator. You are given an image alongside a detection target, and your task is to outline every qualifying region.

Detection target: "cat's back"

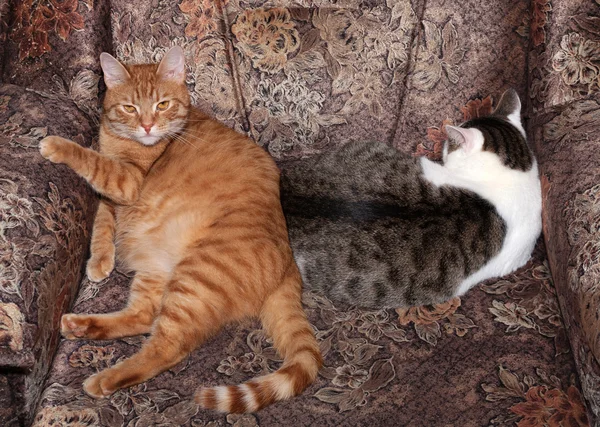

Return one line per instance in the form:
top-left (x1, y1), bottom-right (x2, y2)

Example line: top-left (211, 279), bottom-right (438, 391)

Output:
top-left (282, 140), bottom-right (507, 308)
top-left (282, 141), bottom-right (426, 205)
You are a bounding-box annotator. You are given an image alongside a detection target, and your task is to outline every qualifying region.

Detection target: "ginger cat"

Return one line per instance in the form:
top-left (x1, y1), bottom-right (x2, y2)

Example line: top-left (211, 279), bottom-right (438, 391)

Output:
top-left (39, 46), bottom-right (321, 413)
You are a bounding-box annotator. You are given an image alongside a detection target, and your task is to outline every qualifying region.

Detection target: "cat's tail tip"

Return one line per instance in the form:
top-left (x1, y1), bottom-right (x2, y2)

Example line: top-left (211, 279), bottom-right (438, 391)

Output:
top-left (195, 359), bottom-right (319, 413)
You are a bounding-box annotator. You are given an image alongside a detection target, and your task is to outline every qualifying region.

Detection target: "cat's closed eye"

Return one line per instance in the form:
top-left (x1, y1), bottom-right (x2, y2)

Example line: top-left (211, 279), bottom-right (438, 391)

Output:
top-left (156, 101), bottom-right (169, 111)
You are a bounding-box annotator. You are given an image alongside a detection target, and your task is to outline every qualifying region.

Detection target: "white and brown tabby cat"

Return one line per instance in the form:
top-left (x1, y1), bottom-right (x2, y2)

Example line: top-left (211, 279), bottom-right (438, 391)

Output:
top-left (39, 46), bottom-right (322, 413)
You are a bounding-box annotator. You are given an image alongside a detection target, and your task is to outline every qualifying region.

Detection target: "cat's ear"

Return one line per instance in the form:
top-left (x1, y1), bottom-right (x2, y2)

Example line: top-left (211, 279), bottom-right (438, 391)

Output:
top-left (156, 46), bottom-right (186, 83)
top-left (446, 126), bottom-right (480, 153)
top-left (100, 53), bottom-right (130, 89)
top-left (493, 88), bottom-right (521, 121)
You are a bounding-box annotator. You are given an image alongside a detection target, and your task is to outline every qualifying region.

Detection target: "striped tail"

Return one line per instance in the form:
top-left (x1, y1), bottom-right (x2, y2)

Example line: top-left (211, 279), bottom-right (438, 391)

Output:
top-left (195, 266), bottom-right (322, 413)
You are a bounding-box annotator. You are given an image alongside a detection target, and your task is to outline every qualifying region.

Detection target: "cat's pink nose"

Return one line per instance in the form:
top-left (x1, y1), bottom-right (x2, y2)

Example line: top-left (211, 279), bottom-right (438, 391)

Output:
top-left (142, 123), bottom-right (153, 134)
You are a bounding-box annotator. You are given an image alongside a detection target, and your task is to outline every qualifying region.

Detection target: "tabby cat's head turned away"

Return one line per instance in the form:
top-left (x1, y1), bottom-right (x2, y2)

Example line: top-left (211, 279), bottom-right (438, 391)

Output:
top-left (99, 46), bottom-right (190, 146)
top-left (442, 88), bottom-right (533, 173)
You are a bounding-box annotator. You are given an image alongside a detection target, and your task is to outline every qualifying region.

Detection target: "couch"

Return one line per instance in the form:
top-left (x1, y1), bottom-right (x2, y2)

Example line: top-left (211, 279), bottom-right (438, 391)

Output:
top-left (1, 0), bottom-right (599, 425)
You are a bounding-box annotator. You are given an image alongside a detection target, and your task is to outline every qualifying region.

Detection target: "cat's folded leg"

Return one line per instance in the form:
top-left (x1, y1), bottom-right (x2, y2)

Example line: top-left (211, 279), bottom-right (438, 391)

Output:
top-left (81, 274), bottom-right (225, 398)
top-left (39, 136), bottom-right (144, 205)
top-left (86, 200), bottom-right (116, 282)
top-left (60, 272), bottom-right (166, 340)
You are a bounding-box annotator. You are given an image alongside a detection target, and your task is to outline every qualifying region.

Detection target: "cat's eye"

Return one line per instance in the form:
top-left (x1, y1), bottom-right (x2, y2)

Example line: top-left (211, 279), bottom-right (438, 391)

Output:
top-left (123, 105), bottom-right (137, 113)
top-left (156, 101), bottom-right (170, 111)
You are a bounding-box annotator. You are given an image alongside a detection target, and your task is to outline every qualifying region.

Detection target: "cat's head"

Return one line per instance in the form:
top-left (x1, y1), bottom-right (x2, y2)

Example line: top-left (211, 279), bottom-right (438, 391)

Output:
top-left (100, 46), bottom-right (190, 146)
top-left (442, 89), bottom-right (533, 173)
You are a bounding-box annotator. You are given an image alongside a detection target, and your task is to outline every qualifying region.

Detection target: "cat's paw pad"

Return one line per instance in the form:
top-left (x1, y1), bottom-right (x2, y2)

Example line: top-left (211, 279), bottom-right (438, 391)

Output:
top-left (39, 136), bottom-right (69, 163)
top-left (83, 372), bottom-right (116, 399)
top-left (86, 252), bottom-right (115, 282)
top-left (61, 314), bottom-right (95, 340)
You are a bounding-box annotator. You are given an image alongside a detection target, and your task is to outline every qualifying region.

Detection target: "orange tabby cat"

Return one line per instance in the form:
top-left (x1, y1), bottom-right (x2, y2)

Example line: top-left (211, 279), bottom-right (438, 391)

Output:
top-left (39, 46), bottom-right (322, 412)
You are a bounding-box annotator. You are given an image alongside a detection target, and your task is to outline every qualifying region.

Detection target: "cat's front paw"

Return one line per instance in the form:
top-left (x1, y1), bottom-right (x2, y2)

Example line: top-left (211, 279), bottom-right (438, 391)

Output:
top-left (39, 136), bottom-right (73, 164)
top-left (86, 251), bottom-right (115, 282)
top-left (61, 313), bottom-right (100, 340)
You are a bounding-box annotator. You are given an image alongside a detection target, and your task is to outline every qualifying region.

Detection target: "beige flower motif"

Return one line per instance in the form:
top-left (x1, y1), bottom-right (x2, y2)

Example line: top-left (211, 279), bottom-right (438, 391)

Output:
top-left (232, 8), bottom-right (300, 74)
top-left (192, 37), bottom-right (239, 121)
top-left (32, 406), bottom-right (99, 427)
top-left (332, 364), bottom-right (369, 389)
top-left (489, 300), bottom-right (536, 332)
top-left (0, 303), bottom-right (24, 352)
top-left (396, 297), bottom-right (461, 326)
top-left (552, 33), bottom-right (600, 87)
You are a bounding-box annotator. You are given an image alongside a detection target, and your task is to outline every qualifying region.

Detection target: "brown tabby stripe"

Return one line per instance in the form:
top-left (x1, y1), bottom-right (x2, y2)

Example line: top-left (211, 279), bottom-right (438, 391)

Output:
top-left (196, 253), bottom-right (244, 286)
top-left (199, 388), bottom-right (217, 408)
top-left (279, 363), bottom-right (312, 395)
top-left (228, 385), bottom-right (246, 413)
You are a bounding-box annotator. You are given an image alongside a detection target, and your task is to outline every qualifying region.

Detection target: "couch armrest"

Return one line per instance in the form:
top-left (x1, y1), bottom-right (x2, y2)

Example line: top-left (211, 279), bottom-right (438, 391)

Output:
top-left (0, 83), bottom-right (97, 422)
top-left (529, 95), bottom-right (600, 419)
top-left (526, 0), bottom-right (600, 418)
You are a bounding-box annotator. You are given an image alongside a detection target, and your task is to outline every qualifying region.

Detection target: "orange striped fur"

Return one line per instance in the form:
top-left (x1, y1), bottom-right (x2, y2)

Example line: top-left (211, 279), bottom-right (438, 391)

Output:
top-left (39, 47), bottom-right (322, 412)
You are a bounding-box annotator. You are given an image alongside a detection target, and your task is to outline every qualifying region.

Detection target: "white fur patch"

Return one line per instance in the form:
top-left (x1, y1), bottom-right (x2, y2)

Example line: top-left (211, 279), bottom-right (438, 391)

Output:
top-left (214, 385), bottom-right (231, 412)
top-left (240, 383), bottom-right (259, 412)
top-left (507, 111), bottom-right (526, 137)
top-left (272, 373), bottom-right (295, 400)
top-left (420, 149), bottom-right (542, 296)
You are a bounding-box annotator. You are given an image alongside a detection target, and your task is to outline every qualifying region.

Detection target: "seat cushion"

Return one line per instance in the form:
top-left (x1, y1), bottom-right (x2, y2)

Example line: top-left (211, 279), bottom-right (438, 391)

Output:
top-left (33, 243), bottom-right (589, 426)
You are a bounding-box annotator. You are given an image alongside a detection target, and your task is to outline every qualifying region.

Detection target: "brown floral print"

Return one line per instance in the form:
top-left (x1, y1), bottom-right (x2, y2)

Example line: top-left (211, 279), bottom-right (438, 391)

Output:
top-left (412, 19), bottom-right (467, 91)
top-left (11, 0), bottom-right (84, 59)
top-left (531, 0), bottom-right (552, 47)
top-left (396, 298), bottom-right (461, 325)
top-left (179, 0), bottom-right (226, 40)
top-left (2, 0), bottom-right (598, 424)
top-left (483, 366), bottom-right (589, 426)
top-left (511, 385), bottom-right (588, 427)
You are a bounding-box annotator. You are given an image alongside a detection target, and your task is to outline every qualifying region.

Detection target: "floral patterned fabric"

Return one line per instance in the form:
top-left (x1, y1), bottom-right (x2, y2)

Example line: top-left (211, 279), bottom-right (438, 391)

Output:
top-left (0, 84), bottom-right (97, 425)
top-left (528, 0), bottom-right (600, 113)
top-left (0, 0), bottom-right (599, 425)
top-left (31, 245), bottom-right (588, 426)
top-left (529, 97), bottom-right (600, 422)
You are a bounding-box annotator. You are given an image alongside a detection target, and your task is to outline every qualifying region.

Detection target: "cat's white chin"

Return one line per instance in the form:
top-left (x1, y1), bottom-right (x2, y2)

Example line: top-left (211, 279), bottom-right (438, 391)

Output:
top-left (137, 135), bottom-right (162, 146)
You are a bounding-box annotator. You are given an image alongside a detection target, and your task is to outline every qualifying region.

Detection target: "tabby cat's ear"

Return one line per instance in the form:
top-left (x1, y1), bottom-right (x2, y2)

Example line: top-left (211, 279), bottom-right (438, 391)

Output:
top-left (446, 126), bottom-right (480, 153)
top-left (99, 53), bottom-right (130, 89)
top-left (493, 88), bottom-right (521, 121)
top-left (157, 46), bottom-right (186, 83)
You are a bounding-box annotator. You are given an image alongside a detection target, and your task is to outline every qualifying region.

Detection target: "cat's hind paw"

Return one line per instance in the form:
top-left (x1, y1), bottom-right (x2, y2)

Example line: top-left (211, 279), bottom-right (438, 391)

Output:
top-left (83, 371), bottom-right (116, 399)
